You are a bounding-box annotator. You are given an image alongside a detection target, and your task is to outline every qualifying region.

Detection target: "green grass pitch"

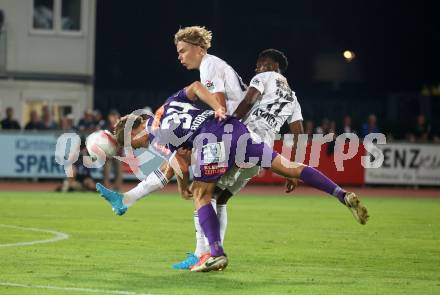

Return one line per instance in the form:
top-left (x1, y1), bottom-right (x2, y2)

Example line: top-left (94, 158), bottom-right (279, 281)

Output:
top-left (0, 191), bottom-right (439, 295)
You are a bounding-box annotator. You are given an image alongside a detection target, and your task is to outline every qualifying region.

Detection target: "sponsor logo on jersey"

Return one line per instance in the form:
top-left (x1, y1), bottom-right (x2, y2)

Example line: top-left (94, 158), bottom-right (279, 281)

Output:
top-left (202, 163), bottom-right (227, 176)
top-left (204, 80), bottom-right (215, 91)
top-left (251, 108), bottom-right (279, 128)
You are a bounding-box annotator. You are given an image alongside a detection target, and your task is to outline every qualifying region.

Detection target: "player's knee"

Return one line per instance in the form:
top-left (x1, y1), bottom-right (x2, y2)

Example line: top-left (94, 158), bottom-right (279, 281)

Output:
top-left (192, 192), bottom-right (204, 202)
top-left (293, 164), bottom-right (306, 178)
top-left (191, 184), bottom-right (204, 200)
top-left (192, 185), bottom-right (213, 202)
top-left (163, 168), bottom-right (174, 180)
top-left (160, 162), bottom-right (174, 180)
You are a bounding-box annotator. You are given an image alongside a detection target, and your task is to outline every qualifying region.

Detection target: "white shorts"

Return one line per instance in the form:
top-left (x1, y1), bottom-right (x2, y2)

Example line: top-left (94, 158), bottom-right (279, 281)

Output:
top-left (216, 165), bottom-right (261, 195)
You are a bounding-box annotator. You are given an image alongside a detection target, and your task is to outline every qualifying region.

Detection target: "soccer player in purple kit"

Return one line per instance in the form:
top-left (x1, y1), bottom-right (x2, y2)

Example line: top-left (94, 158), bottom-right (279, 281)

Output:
top-left (110, 80), bottom-right (369, 272)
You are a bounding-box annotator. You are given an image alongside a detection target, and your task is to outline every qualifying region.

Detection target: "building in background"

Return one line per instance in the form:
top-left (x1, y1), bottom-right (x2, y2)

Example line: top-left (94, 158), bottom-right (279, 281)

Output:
top-left (0, 0), bottom-right (96, 127)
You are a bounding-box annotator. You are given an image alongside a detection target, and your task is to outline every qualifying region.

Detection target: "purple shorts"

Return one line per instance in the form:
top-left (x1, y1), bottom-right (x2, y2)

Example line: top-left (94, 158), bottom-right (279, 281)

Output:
top-left (192, 117), bottom-right (278, 182)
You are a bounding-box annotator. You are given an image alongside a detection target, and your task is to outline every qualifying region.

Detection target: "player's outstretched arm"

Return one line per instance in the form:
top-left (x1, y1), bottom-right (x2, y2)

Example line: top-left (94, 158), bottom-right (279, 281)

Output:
top-left (185, 81), bottom-right (226, 120)
top-left (233, 87), bottom-right (261, 119)
top-left (212, 92), bottom-right (226, 112)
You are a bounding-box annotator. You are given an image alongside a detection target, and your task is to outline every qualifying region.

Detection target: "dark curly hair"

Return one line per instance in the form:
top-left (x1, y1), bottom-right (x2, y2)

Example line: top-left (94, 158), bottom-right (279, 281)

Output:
top-left (258, 49), bottom-right (288, 73)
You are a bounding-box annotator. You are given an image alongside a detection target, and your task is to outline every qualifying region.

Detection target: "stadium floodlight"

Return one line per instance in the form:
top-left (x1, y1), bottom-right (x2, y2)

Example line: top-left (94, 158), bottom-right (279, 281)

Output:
top-left (343, 50), bottom-right (356, 62)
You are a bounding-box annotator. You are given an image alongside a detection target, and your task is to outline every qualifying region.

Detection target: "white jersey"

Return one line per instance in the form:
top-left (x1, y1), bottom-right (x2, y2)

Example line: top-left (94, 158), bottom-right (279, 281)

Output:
top-left (243, 71), bottom-right (303, 143)
top-left (199, 54), bottom-right (247, 115)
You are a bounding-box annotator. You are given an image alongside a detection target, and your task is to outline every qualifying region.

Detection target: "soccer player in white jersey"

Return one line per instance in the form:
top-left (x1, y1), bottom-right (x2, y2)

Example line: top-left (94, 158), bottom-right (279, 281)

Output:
top-left (217, 48), bottom-right (305, 207)
top-left (172, 26), bottom-right (251, 268)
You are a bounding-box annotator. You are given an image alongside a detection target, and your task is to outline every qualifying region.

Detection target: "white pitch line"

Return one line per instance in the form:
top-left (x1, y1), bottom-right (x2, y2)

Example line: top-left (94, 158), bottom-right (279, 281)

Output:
top-left (0, 224), bottom-right (69, 247)
top-left (0, 282), bottom-right (157, 295)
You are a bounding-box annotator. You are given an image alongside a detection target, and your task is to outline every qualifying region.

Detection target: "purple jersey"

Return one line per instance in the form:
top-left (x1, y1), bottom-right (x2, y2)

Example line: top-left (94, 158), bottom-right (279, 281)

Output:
top-left (146, 88), bottom-right (277, 182)
top-left (146, 88), bottom-right (224, 152)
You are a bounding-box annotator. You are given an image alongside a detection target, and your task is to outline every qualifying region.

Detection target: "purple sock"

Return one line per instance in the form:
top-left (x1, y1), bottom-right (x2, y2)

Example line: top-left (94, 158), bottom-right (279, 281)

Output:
top-left (299, 166), bottom-right (346, 204)
top-left (198, 204), bottom-right (224, 256)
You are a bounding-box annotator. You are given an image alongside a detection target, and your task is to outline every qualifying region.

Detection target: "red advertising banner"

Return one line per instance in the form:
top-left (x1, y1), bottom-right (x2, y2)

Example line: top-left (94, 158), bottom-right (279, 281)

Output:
top-left (251, 141), bottom-right (365, 185)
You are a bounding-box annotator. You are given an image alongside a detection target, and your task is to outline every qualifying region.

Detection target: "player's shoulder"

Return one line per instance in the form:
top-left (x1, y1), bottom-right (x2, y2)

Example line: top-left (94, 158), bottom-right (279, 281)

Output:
top-left (251, 71), bottom-right (282, 84)
top-left (203, 54), bottom-right (226, 65)
top-left (268, 72), bottom-right (290, 88)
top-left (200, 54), bottom-right (228, 70)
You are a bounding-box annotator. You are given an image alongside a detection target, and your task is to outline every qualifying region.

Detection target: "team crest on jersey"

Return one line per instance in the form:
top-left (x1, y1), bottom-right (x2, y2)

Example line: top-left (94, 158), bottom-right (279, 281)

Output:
top-left (202, 142), bottom-right (226, 164)
top-left (204, 80), bottom-right (215, 91)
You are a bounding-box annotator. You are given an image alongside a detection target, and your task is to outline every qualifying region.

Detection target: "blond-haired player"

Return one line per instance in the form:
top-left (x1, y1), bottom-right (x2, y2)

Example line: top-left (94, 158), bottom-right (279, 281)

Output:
top-left (172, 26), bottom-right (250, 269)
top-left (96, 26), bottom-right (247, 269)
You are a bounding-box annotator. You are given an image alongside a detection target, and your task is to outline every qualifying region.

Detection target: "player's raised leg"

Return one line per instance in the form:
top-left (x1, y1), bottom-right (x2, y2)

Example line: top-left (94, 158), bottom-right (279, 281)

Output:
top-left (270, 155), bottom-right (369, 225)
top-left (96, 182), bottom-right (128, 216)
top-left (123, 164), bottom-right (171, 207)
top-left (96, 162), bottom-right (171, 216)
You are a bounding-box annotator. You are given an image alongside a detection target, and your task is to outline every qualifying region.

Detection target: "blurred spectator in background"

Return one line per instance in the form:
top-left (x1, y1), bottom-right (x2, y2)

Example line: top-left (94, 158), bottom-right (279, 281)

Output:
top-left (326, 120), bottom-right (338, 155)
top-left (60, 114), bottom-right (76, 132)
top-left (412, 114), bottom-right (431, 142)
top-left (304, 120), bottom-right (314, 141)
top-left (315, 118), bottom-right (330, 135)
top-left (25, 110), bottom-right (45, 130)
top-left (77, 109), bottom-right (96, 133)
top-left (103, 109), bottom-right (122, 191)
top-left (1, 107), bottom-right (21, 130)
top-left (94, 109), bottom-right (106, 130)
top-left (329, 120), bottom-right (337, 134)
top-left (57, 143), bottom-right (95, 192)
top-left (340, 115), bottom-right (356, 134)
top-left (41, 105), bottom-right (58, 129)
top-left (103, 109), bottom-right (120, 132)
top-left (360, 114), bottom-right (380, 138)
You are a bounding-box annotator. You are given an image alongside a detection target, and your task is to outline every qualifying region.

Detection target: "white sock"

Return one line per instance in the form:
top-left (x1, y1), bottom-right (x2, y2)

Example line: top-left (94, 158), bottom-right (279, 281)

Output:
top-left (216, 204), bottom-right (228, 244)
top-left (123, 169), bottom-right (168, 207)
top-left (193, 210), bottom-right (210, 257)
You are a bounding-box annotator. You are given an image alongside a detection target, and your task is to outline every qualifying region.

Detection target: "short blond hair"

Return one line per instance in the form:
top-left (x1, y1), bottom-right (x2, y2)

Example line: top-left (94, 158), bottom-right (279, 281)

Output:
top-left (174, 26), bottom-right (212, 50)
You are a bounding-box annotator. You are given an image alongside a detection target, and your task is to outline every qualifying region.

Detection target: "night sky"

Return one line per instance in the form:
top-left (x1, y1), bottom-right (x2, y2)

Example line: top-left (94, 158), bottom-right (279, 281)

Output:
top-left (94, 1), bottom-right (439, 117)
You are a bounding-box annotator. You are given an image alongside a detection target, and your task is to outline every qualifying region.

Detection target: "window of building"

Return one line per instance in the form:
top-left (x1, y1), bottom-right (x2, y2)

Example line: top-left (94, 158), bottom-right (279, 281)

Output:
top-left (61, 0), bottom-right (81, 31)
top-left (33, 0), bottom-right (55, 30)
top-left (32, 0), bottom-right (83, 34)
